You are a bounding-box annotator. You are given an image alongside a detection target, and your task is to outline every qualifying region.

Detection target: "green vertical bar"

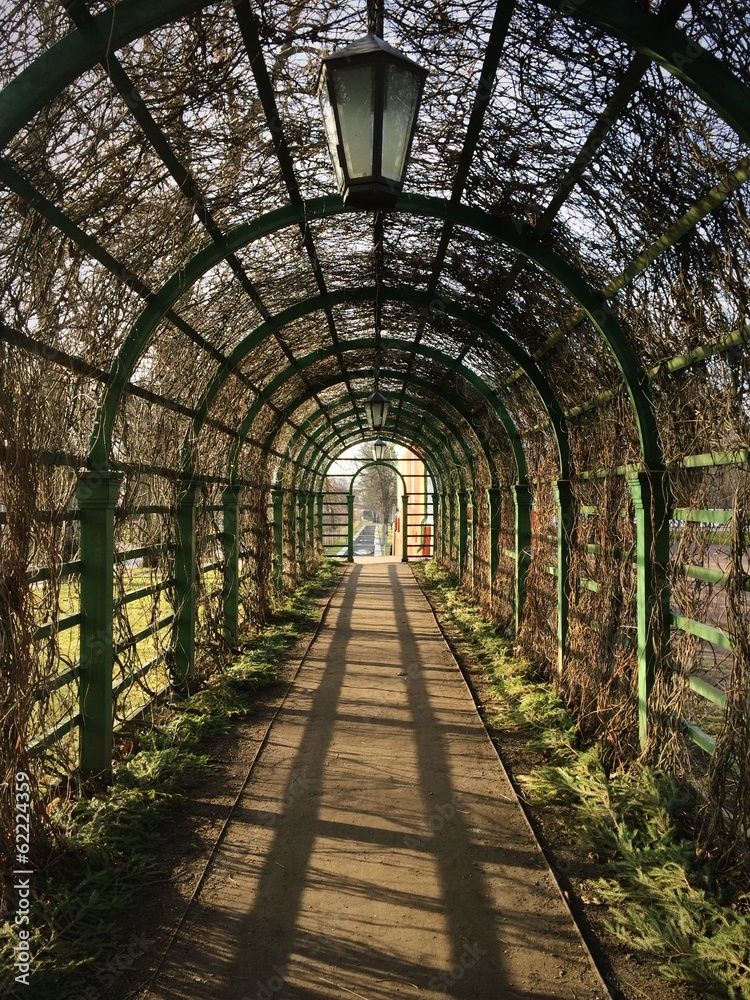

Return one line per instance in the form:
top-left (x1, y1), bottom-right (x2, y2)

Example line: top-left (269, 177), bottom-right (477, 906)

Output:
top-left (469, 489), bottom-right (476, 581)
top-left (272, 488), bottom-right (284, 593)
top-left (487, 487), bottom-right (502, 596)
top-left (173, 479), bottom-right (200, 693)
top-left (222, 485), bottom-right (241, 648)
top-left (289, 491), bottom-right (297, 574)
top-left (431, 493), bottom-right (439, 559)
top-left (440, 492), bottom-right (447, 560)
top-left (628, 470), bottom-right (670, 749)
top-left (402, 494), bottom-right (409, 562)
top-left (316, 492), bottom-right (324, 555)
top-left (448, 491), bottom-right (456, 565)
top-left (457, 491), bottom-right (468, 579)
top-left (307, 492), bottom-right (316, 559)
top-left (513, 484), bottom-right (532, 635)
top-left (77, 471), bottom-right (122, 780)
top-left (347, 494), bottom-right (355, 563)
top-left (297, 492), bottom-right (307, 576)
top-left (553, 480), bottom-right (575, 676)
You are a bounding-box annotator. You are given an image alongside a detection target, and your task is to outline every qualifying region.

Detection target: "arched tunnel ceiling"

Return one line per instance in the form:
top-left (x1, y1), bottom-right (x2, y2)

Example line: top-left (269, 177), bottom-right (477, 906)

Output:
top-left (1, 0), bottom-right (749, 484)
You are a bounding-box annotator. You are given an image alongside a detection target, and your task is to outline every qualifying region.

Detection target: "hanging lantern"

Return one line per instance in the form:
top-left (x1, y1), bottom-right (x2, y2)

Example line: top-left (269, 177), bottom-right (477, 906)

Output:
top-left (365, 390), bottom-right (389, 430)
top-left (373, 438), bottom-right (388, 462)
top-left (318, 33), bottom-right (428, 210)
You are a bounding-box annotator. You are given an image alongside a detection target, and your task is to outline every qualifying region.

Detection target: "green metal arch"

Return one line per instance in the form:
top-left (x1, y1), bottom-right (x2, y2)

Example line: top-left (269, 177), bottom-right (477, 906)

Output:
top-left (264, 366), bottom-right (510, 489)
top-left (348, 461), bottom-right (411, 497)
top-left (3, 0), bottom-right (748, 152)
top-left (292, 411), bottom-right (458, 495)
top-left (270, 385), bottom-right (479, 497)
top-left (243, 362), bottom-right (498, 488)
top-left (86, 194), bottom-right (659, 470)
top-left (187, 286), bottom-right (569, 477)
top-left (274, 398), bottom-right (457, 494)
top-left (287, 403), bottom-right (456, 494)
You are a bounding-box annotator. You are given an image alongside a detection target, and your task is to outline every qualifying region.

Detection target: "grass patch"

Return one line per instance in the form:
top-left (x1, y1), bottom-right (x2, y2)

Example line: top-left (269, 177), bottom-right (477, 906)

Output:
top-left (415, 560), bottom-right (750, 1000)
top-left (1, 560), bottom-right (341, 1000)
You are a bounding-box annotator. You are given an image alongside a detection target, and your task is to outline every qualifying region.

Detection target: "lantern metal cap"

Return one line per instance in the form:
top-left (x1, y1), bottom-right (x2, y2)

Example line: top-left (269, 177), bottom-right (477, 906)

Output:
top-left (319, 32), bottom-right (427, 76)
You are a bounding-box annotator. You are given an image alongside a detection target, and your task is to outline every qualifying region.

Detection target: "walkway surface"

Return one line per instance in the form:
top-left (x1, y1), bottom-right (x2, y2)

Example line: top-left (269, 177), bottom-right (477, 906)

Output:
top-left (142, 561), bottom-right (608, 1000)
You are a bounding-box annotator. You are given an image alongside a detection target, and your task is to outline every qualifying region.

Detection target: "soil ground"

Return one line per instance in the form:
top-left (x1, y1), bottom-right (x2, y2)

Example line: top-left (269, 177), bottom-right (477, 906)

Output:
top-left (102, 558), bottom-right (699, 1000)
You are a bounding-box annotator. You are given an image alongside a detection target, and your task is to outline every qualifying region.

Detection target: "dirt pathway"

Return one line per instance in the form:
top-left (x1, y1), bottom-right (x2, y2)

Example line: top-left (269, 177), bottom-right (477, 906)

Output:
top-left (139, 561), bottom-right (609, 1000)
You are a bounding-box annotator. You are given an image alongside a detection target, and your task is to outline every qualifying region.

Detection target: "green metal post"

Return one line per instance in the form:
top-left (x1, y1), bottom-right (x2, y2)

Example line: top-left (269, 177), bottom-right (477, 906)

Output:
top-left (487, 487), bottom-right (502, 597)
top-left (77, 471), bottom-right (122, 780)
top-left (173, 479), bottom-right (200, 693)
top-left (628, 471), bottom-right (671, 749)
top-left (448, 491), bottom-right (456, 565)
top-left (297, 491), bottom-right (307, 577)
top-left (289, 490), bottom-right (297, 573)
top-left (457, 491), bottom-right (468, 579)
top-left (222, 485), bottom-right (241, 648)
top-left (553, 480), bottom-right (576, 676)
top-left (272, 488), bottom-right (284, 593)
top-left (469, 489), bottom-right (477, 582)
top-left (347, 494), bottom-right (355, 563)
top-left (402, 494), bottom-right (409, 562)
top-left (513, 484), bottom-right (532, 635)
top-left (431, 493), bottom-right (439, 559)
top-left (316, 492), bottom-right (324, 555)
top-left (307, 492), bottom-right (316, 560)
top-left (440, 492), bottom-right (447, 560)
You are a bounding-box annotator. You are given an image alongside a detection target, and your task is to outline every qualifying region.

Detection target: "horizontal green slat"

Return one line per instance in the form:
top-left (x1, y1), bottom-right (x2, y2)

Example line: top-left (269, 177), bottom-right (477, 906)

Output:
top-left (671, 614), bottom-right (732, 650)
top-left (129, 505), bottom-right (175, 515)
top-left (116, 542), bottom-right (175, 562)
top-left (501, 548), bottom-right (517, 559)
top-left (34, 612), bottom-right (82, 641)
top-left (688, 674), bottom-right (728, 710)
top-left (116, 578), bottom-right (173, 608)
top-left (112, 651), bottom-right (167, 698)
top-left (673, 508), bottom-right (733, 524)
top-left (682, 719), bottom-right (716, 755)
top-left (40, 664), bottom-right (81, 696)
top-left (28, 712), bottom-right (81, 759)
top-left (579, 578), bottom-right (601, 593)
top-left (114, 613), bottom-right (175, 654)
top-left (27, 559), bottom-right (83, 584)
top-left (681, 450), bottom-right (748, 469)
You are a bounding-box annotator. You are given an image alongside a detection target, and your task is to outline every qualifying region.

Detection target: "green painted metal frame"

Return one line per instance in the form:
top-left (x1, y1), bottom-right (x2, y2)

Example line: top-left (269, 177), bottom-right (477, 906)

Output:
top-left (256, 369), bottom-right (487, 490)
top-left (301, 418), bottom-right (457, 509)
top-left (282, 395), bottom-right (471, 493)
top-left (224, 338), bottom-right (527, 488)
top-left (183, 286), bottom-right (566, 480)
top-left (221, 485), bottom-right (242, 647)
top-left (9, 0), bottom-right (749, 769)
top-left (77, 471), bottom-right (122, 779)
top-left (80, 192), bottom-right (656, 474)
top-left (284, 410), bottom-right (446, 496)
top-left (280, 394), bottom-right (461, 493)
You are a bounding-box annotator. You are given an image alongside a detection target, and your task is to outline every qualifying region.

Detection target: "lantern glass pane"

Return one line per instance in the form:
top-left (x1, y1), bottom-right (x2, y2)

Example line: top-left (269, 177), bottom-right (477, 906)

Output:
top-left (382, 63), bottom-right (421, 182)
top-left (331, 63), bottom-right (375, 179)
top-left (318, 73), bottom-right (345, 189)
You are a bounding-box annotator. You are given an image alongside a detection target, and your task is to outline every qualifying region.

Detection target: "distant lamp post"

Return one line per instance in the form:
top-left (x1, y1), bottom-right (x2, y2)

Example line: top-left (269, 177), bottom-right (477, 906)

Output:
top-left (366, 390), bottom-right (389, 430)
top-left (373, 438), bottom-right (388, 462)
top-left (317, 33), bottom-right (427, 210)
